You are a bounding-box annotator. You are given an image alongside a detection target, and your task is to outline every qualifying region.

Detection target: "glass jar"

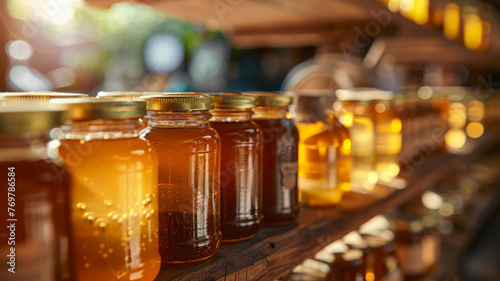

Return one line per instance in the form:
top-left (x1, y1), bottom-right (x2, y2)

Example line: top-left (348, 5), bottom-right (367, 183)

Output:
top-left (392, 216), bottom-right (440, 277)
top-left (245, 92), bottom-right (299, 225)
top-left (209, 94), bottom-right (263, 242)
top-left (335, 89), bottom-right (377, 192)
top-left (293, 92), bottom-right (350, 207)
top-left (140, 94), bottom-right (221, 263)
top-left (0, 103), bottom-right (72, 281)
top-left (369, 94), bottom-right (402, 183)
top-left (327, 249), bottom-right (365, 281)
top-left (53, 98), bottom-right (161, 280)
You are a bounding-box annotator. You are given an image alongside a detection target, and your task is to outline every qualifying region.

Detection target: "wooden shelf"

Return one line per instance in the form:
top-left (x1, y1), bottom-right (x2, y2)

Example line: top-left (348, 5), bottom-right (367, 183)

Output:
top-left (155, 129), bottom-right (500, 281)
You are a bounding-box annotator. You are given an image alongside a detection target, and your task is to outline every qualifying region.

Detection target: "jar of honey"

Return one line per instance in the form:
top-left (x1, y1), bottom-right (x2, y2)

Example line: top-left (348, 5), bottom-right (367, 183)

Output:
top-left (392, 216), bottom-right (440, 277)
top-left (0, 102), bottom-right (72, 281)
top-left (140, 94), bottom-right (221, 263)
top-left (53, 98), bottom-right (161, 280)
top-left (334, 89), bottom-right (377, 192)
top-left (209, 94), bottom-right (263, 242)
top-left (245, 92), bottom-right (299, 225)
top-left (326, 249), bottom-right (365, 281)
top-left (369, 93), bottom-right (401, 183)
top-left (294, 91), bottom-right (351, 207)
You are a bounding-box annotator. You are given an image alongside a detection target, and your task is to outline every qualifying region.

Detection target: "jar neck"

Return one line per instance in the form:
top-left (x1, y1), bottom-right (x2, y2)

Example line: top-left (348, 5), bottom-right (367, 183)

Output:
top-left (60, 118), bottom-right (142, 140)
top-left (146, 110), bottom-right (211, 128)
top-left (210, 109), bottom-right (253, 122)
top-left (252, 106), bottom-right (289, 119)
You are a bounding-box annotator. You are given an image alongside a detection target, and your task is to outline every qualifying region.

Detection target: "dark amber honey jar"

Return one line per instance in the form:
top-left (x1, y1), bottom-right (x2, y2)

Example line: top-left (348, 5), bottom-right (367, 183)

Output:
top-left (209, 94), bottom-right (263, 242)
top-left (245, 92), bottom-right (299, 226)
top-left (141, 94), bottom-right (222, 263)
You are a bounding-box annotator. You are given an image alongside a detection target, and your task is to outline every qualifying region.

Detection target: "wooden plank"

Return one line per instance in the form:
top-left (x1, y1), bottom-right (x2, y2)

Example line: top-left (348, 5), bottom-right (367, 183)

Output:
top-left (155, 129), bottom-right (500, 281)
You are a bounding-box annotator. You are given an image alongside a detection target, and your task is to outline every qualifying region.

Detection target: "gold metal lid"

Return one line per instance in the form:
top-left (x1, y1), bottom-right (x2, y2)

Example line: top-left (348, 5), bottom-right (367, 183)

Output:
top-left (204, 92), bottom-right (242, 96)
top-left (1, 92), bottom-right (88, 104)
top-left (243, 91), bottom-right (293, 107)
top-left (211, 94), bottom-right (256, 109)
top-left (336, 88), bottom-right (394, 102)
top-left (96, 91), bottom-right (170, 99)
top-left (141, 93), bottom-right (213, 111)
top-left (50, 98), bottom-right (146, 120)
top-left (0, 103), bottom-right (64, 134)
top-left (341, 249), bottom-right (364, 263)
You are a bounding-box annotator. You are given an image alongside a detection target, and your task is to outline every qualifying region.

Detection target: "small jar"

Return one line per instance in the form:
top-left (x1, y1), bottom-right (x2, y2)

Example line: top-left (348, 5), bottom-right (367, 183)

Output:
top-left (245, 92), bottom-right (299, 226)
top-left (140, 94), bottom-right (221, 263)
top-left (209, 94), bottom-right (263, 242)
top-left (327, 249), bottom-right (365, 281)
top-left (392, 217), bottom-right (440, 277)
top-left (0, 103), bottom-right (72, 281)
top-left (53, 98), bottom-right (161, 280)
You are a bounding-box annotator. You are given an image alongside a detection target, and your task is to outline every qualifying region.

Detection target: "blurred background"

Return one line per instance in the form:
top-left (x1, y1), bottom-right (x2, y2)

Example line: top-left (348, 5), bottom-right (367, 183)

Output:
top-left (0, 0), bottom-right (499, 95)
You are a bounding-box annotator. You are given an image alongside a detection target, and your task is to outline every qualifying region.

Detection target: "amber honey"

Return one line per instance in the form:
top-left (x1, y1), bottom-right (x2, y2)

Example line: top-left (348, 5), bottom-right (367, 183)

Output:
top-left (58, 138), bottom-right (160, 281)
top-left (211, 122), bottom-right (262, 241)
top-left (298, 116), bottom-right (351, 207)
top-left (141, 94), bottom-right (221, 263)
top-left (53, 98), bottom-right (161, 281)
top-left (209, 94), bottom-right (263, 242)
top-left (246, 92), bottom-right (299, 225)
top-left (0, 160), bottom-right (72, 281)
top-left (0, 106), bottom-right (71, 281)
top-left (144, 126), bottom-right (221, 262)
top-left (371, 100), bottom-right (402, 183)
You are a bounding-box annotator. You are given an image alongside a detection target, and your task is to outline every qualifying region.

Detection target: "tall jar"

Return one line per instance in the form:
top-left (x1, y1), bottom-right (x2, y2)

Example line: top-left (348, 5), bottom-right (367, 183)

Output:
top-left (53, 98), bottom-right (161, 281)
top-left (334, 89), bottom-right (377, 192)
top-left (0, 103), bottom-right (72, 281)
top-left (140, 94), bottom-right (221, 263)
top-left (293, 92), bottom-right (350, 207)
top-left (369, 93), bottom-right (402, 183)
top-left (209, 94), bottom-right (263, 242)
top-left (245, 92), bottom-right (299, 225)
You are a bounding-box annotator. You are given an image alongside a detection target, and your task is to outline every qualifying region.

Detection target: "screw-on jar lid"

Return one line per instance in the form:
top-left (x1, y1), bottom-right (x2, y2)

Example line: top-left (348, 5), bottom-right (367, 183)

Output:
top-left (141, 93), bottom-right (213, 111)
top-left (96, 91), bottom-right (174, 99)
top-left (50, 98), bottom-right (146, 120)
top-left (1, 92), bottom-right (88, 104)
top-left (243, 91), bottom-right (293, 107)
top-left (211, 94), bottom-right (256, 109)
top-left (0, 103), bottom-right (64, 134)
top-left (336, 88), bottom-right (394, 102)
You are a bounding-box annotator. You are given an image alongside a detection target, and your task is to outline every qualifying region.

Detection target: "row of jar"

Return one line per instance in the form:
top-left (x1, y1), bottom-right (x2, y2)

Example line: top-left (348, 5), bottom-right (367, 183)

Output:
top-left (0, 91), bottom-right (306, 281)
top-left (0, 87), bottom-right (491, 280)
